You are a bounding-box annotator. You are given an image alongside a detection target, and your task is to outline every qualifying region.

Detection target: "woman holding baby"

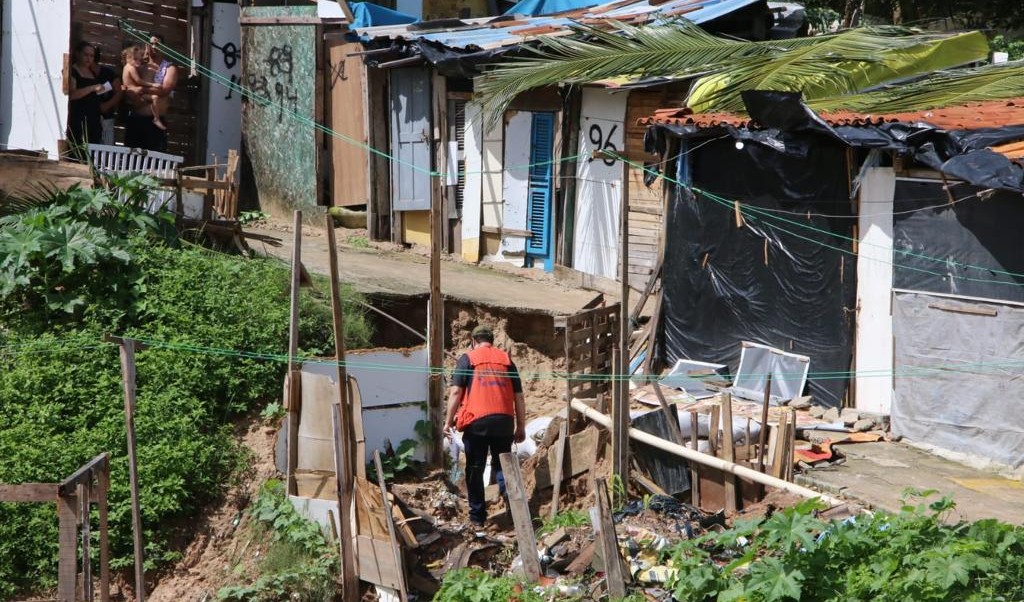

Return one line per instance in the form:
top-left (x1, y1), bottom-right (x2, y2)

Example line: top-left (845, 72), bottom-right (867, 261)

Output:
top-left (123, 35), bottom-right (179, 152)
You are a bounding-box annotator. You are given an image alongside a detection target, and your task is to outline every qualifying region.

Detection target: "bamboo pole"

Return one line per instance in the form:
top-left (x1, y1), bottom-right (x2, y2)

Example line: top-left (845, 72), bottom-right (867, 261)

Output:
top-left (570, 399), bottom-right (846, 507)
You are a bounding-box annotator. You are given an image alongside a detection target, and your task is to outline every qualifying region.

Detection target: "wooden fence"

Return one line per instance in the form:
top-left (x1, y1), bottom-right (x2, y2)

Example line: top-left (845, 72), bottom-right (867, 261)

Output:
top-left (564, 303), bottom-right (621, 401)
top-left (70, 0), bottom-right (196, 160)
top-left (0, 453), bottom-right (111, 602)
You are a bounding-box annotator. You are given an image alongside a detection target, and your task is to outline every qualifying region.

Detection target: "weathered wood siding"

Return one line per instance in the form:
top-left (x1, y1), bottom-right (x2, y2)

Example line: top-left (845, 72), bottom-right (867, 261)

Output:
top-left (328, 41), bottom-right (369, 207)
top-left (71, 0), bottom-right (194, 159)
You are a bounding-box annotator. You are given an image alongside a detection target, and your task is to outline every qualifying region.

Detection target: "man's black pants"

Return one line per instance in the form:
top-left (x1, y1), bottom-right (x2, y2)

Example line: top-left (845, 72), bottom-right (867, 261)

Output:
top-left (462, 432), bottom-right (513, 524)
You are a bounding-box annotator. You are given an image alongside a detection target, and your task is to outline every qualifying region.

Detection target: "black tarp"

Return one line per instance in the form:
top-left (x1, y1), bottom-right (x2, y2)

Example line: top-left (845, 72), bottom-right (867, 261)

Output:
top-left (658, 135), bottom-right (857, 407)
top-left (893, 180), bottom-right (1024, 302)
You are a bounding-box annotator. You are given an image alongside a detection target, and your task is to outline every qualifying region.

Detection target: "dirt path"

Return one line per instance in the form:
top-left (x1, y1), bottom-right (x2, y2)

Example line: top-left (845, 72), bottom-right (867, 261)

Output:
top-left (245, 223), bottom-right (601, 316)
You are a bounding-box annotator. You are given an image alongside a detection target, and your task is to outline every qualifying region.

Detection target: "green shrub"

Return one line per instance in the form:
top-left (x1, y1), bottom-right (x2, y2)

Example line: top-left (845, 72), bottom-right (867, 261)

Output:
top-left (664, 493), bottom-right (1024, 602)
top-left (0, 180), bottom-right (371, 596)
top-left (217, 480), bottom-right (337, 601)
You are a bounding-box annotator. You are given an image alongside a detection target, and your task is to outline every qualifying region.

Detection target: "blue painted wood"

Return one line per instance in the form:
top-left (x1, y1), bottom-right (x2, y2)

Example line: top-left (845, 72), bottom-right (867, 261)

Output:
top-left (526, 112), bottom-right (554, 270)
top-left (390, 67), bottom-right (432, 212)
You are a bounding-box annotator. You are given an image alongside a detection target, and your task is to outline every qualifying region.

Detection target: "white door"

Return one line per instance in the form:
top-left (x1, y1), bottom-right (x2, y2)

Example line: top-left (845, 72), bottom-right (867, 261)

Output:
top-left (205, 2), bottom-right (242, 167)
top-left (0, 0), bottom-right (70, 157)
top-left (573, 88), bottom-right (627, 280)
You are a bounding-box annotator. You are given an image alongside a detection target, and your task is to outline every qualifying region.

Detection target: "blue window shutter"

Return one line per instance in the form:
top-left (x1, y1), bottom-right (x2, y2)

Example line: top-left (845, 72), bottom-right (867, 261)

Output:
top-left (526, 112), bottom-right (554, 257)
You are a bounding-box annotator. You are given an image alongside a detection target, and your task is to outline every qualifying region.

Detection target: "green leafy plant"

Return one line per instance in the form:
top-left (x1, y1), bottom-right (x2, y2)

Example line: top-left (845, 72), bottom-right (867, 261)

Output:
top-left (260, 401), bottom-right (285, 422)
top-left (535, 509), bottom-right (590, 536)
top-left (990, 34), bottom-right (1024, 60)
top-left (0, 178), bottom-right (373, 596)
top-left (238, 210), bottom-right (270, 225)
top-left (369, 438), bottom-right (420, 481)
top-left (663, 492), bottom-right (1024, 602)
top-left (218, 480), bottom-right (337, 601)
top-left (348, 235), bottom-right (371, 249)
top-left (435, 568), bottom-right (543, 602)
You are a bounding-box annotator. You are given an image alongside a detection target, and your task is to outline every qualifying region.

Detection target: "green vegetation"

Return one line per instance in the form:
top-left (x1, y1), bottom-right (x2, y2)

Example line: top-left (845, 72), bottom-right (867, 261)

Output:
top-left (435, 568), bottom-right (544, 602)
top-left (0, 179), bottom-right (371, 596)
top-left (665, 492), bottom-right (1024, 602)
top-left (369, 438), bottom-right (420, 481)
top-left (218, 480), bottom-right (337, 601)
top-left (536, 509), bottom-right (589, 536)
top-left (991, 35), bottom-right (1024, 61)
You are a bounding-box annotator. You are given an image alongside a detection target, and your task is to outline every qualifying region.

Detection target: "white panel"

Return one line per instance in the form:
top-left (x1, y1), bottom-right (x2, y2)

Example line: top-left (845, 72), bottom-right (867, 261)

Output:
top-left (0, 0), bottom-right (71, 157)
top-left (573, 89), bottom-right (627, 280)
top-left (461, 102), bottom-right (484, 242)
top-left (205, 3), bottom-right (242, 168)
top-left (304, 346), bottom-right (428, 408)
top-left (500, 110), bottom-right (532, 256)
top-left (856, 167), bottom-right (896, 414)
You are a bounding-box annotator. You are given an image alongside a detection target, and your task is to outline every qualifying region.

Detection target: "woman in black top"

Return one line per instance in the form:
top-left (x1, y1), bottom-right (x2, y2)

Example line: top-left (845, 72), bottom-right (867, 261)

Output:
top-left (67, 41), bottom-right (106, 155)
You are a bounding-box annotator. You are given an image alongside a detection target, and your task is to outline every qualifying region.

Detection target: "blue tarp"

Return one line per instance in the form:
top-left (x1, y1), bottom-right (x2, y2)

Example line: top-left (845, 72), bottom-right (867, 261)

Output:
top-left (503, 0), bottom-right (593, 17)
top-left (350, 2), bottom-right (417, 28)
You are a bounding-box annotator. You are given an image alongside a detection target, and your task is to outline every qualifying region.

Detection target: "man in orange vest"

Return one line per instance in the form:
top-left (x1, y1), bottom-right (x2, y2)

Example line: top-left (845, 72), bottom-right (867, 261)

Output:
top-left (445, 324), bottom-right (526, 527)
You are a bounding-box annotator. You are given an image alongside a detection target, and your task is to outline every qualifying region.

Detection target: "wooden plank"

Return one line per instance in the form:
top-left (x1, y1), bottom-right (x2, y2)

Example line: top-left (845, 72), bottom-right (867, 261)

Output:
top-left (720, 394), bottom-right (738, 514)
top-left (373, 452), bottom-right (409, 601)
top-left (772, 412), bottom-right (788, 479)
top-left (240, 15), bottom-right (325, 24)
top-left (116, 339), bottom-right (146, 602)
top-left (535, 426), bottom-right (600, 490)
top-left (349, 377), bottom-right (367, 479)
top-left (59, 453), bottom-right (109, 497)
top-left (480, 225), bottom-right (534, 237)
top-left (80, 483), bottom-right (93, 602)
top-left (708, 405), bottom-right (721, 458)
top-left (57, 493), bottom-right (77, 602)
top-left (757, 374), bottom-right (772, 475)
top-left (328, 41), bottom-right (371, 207)
top-left (427, 73), bottom-right (445, 466)
top-left (356, 534), bottom-right (403, 589)
top-left (499, 453), bottom-right (541, 582)
top-left (652, 382), bottom-right (684, 445)
top-left (0, 484), bottom-right (58, 502)
top-left (591, 479), bottom-right (626, 599)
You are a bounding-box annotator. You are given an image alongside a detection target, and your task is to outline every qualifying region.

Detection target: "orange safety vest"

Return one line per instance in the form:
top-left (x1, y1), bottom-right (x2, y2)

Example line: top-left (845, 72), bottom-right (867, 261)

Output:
top-left (455, 345), bottom-right (515, 431)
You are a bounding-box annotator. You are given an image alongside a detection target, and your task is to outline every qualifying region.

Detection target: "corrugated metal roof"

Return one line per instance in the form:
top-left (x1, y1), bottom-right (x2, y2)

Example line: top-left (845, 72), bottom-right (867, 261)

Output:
top-left (354, 0), bottom-right (762, 50)
top-left (640, 99), bottom-right (1024, 131)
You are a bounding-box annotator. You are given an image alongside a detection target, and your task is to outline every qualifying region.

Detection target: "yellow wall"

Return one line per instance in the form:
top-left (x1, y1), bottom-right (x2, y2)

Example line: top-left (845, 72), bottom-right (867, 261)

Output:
top-left (401, 210), bottom-right (432, 246)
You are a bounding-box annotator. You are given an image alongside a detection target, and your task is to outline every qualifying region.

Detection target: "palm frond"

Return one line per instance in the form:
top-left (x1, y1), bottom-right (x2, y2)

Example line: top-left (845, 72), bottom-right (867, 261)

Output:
top-left (475, 20), bottom-right (846, 123)
top-left (807, 61), bottom-right (1024, 113)
top-left (0, 183), bottom-right (65, 218)
top-left (687, 30), bottom-right (988, 113)
top-left (475, 22), bottom-right (946, 122)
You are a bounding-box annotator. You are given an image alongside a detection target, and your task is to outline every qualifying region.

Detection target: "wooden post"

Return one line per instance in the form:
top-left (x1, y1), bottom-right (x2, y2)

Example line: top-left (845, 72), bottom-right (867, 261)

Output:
top-left (720, 393), bottom-right (738, 514)
top-left (427, 157), bottom-right (444, 467)
top-left (80, 483), bottom-right (92, 602)
top-left (689, 410), bottom-right (700, 508)
top-left (592, 478), bottom-right (627, 599)
top-left (116, 339), bottom-right (146, 602)
top-left (610, 347), bottom-right (629, 485)
top-left (772, 410), bottom-right (789, 479)
top-left (788, 408), bottom-right (798, 482)
top-left (708, 404), bottom-right (721, 458)
top-left (286, 210), bottom-right (302, 496)
top-left (757, 374), bottom-right (772, 475)
top-left (551, 320), bottom-right (574, 518)
top-left (57, 492), bottom-right (78, 602)
top-left (373, 451), bottom-right (409, 602)
top-left (616, 160), bottom-right (631, 483)
top-left (331, 406), bottom-right (360, 601)
top-left (325, 216), bottom-right (360, 602)
top-left (498, 452), bottom-right (541, 582)
top-left (97, 456), bottom-right (111, 602)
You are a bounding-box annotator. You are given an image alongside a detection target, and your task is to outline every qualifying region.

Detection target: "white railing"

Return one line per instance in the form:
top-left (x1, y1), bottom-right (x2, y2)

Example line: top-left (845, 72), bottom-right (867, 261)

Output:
top-left (87, 144), bottom-right (184, 212)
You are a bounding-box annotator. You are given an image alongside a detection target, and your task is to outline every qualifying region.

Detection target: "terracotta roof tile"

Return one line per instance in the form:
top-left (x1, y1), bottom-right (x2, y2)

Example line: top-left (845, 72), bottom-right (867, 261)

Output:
top-left (641, 98), bottom-right (1024, 132)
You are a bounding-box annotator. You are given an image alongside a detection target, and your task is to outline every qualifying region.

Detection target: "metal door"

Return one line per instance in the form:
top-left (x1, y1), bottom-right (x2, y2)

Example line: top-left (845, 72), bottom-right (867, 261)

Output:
top-left (526, 111), bottom-right (555, 269)
top-left (389, 67), bottom-right (432, 211)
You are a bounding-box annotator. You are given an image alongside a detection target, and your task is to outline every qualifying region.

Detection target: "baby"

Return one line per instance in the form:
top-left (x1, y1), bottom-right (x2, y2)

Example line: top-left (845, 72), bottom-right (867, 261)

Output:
top-left (122, 45), bottom-right (167, 131)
